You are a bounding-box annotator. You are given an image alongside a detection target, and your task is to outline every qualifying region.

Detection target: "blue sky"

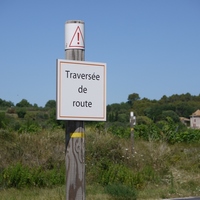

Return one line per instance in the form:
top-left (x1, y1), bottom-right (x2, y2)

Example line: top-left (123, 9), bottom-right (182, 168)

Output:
top-left (0, 0), bottom-right (200, 107)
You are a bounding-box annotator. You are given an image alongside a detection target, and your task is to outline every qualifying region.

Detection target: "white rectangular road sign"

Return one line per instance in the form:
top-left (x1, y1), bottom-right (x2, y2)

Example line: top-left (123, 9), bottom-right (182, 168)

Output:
top-left (56, 59), bottom-right (106, 121)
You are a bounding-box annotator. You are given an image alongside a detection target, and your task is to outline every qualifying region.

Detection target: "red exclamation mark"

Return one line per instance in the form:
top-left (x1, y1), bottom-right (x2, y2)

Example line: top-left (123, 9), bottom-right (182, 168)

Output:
top-left (77, 32), bottom-right (80, 45)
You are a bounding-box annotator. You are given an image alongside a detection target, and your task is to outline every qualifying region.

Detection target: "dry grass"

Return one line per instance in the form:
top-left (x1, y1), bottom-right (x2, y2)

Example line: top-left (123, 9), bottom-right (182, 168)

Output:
top-left (0, 129), bottom-right (65, 169)
top-left (0, 128), bottom-right (200, 199)
top-left (0, 186), bottom-right (65, 200)
top-left (0, 185), bottom-right (113, 200)
top-left (133, 141), bottom-right (200, 199)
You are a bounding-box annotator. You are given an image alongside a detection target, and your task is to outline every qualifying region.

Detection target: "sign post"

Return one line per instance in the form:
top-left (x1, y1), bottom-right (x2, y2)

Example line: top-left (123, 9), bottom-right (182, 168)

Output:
top-left (65, 20), bottom-right (85, 200)
top-left (56, 20), bottom-right (106, 200)
top-left (130, 111), bottom-right (136, 154)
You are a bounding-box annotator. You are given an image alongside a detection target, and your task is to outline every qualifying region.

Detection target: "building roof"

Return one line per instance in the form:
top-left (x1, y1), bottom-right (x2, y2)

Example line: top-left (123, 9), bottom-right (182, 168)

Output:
top-left (180, 117), bottom-right (190, 121)
top-left (191, 109), bottom-right (200, 117)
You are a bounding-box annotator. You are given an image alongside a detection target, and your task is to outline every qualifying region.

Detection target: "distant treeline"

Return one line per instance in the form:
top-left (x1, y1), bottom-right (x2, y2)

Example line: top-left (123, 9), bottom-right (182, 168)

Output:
top-left (107, 92), bottom-right (200, 123)
top-left (0, 92), bottom-right (200, 144)
top-left (1, 92), bottom-right (200, 124)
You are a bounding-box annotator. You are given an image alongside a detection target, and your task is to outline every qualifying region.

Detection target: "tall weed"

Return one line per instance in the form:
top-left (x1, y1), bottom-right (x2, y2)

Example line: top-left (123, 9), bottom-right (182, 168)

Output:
top-left (105, 183), bottom-right (137, 200)
top-left (1, 162), bottom-right (65, 188)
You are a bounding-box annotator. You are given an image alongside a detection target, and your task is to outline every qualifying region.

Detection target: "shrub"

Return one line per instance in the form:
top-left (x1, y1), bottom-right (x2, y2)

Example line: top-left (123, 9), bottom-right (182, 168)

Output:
top-left (108, 123), bottom-right (130, 138)
top-left (1, 163), bottom-right (65, 188)
top-left (2, 163), bottom-right (32, 188)
top-left (0, 112), bottom-right (8, 129)
top-left (99, 163), bottom-right (137, 187)
top-left (137, 116), bottom-right (153, 125)
top-left (0, 129), bottom-right (15, 142)
top-left (18, 123), bottom-right (41, 134)
top-left (105, 183), bottom-right (137, 200)
top-left (134, 123), bottom-right (161, 141)
top-left (173, 129), bottom-right (200, 143)
top-left (16, 109), bottom-right (26, 118)
top-left (7, 107), bottom-right (15, 114)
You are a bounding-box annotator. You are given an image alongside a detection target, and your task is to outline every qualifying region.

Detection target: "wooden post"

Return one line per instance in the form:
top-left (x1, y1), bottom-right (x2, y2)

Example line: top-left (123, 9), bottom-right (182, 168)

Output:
top-left (65, 20), bottom-right (85, 200)
top-left (130, 111), bottom-right (136, 154)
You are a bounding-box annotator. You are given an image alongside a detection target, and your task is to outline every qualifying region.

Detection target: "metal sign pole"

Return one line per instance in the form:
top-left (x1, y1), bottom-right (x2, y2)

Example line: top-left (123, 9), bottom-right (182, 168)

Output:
top-left (65, 20), bottom-right (85, 200)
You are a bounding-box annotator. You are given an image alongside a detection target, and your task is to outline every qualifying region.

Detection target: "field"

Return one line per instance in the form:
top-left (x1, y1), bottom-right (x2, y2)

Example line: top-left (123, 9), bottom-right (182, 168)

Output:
top-left (0, 127), bottom-right (200, 199)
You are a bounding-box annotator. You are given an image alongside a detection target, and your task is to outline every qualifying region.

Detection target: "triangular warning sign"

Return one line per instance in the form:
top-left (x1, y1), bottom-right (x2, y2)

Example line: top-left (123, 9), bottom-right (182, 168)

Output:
top-left (69, 26), bottom-right (84, 48)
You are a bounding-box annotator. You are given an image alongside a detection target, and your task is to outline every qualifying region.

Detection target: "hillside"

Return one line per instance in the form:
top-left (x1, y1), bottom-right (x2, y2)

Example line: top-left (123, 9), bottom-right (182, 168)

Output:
top-left (0, 93), bottom-right (200, 199)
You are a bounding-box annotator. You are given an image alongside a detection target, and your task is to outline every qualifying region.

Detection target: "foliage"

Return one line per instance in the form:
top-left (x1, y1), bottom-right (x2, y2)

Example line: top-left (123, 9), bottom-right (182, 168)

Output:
top-left (96, 162), bottom-right (161, 190)
top-left (108, 92), bottom-right (200, 123)
top-left (1, 92), bottom-right (200, 135)
top-left (175, 102), bottom-right (195, 117)
top-left (1, 163), bottom-right (65, 188)
top-left (136, 116), bottom-right (153, 125)
top-left (127, 93), bottom-right (140, 106)
top-left (16, 99), bottom-right (32, 107)
top-left (86, 131), bottom-right (170, 196)
top-left (7, 107), bottom-right (15, 114)
top-left (134, 123), bottom-right (161, 141)
top-left (105, 184), bottom-right (137, 200)
top-left (0, 130), bottom-right (65, 189)
top-left (18, 123), bottom-right (41, 134)
top-left (170, 128), bottom-right (200, 144)
top-left (0, 128), bottom-right (200, 199)
top-left (16, 108), bottom-right (26, 118)
top-left (160, 110), bottom-right (180, 123)
top-left (0, 112), bottom-right (8, 128)
top-left (0, 129), bottom-right (15, 145)
top-left (0, 93), bottom-right (200, 198)
top-left (107, 102), bottom-right (130, 122)
top-left (108, 122), bottom-right (130, 138)
top-left (0, 98), bottom-right (14, 107)
top-left (45, 100), bottom-right (56, 109)
top-left (133, 116), bottom-right (200, 144)
top-left (47, 108), bottom-right (65, 128)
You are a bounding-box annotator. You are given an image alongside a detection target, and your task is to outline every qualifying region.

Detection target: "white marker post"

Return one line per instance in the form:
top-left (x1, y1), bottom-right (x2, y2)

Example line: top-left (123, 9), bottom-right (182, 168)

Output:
top-left (130, 111), bottom-right (136, 153)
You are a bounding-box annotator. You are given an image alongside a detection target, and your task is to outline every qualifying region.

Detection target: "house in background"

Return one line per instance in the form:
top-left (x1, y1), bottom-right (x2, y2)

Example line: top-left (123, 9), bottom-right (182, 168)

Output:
top-left (180, 117), bottom-right (190, 126)
top-left (190, 109), bottom-right (200, 129)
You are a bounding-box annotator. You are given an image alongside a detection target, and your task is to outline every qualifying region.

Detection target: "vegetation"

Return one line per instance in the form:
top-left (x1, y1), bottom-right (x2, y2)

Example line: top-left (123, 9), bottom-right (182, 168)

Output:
top-left (0, 93), bottom-right (200, 199)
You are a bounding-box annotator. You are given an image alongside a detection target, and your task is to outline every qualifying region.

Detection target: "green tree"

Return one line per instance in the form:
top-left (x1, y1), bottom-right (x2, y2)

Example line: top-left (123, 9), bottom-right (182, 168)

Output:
top-left (33, 103), bottom-right (38, 108)
top-left (160, 95), bottom-right (169, 104)
top-left (132, 97), bottom-right (155, 116)
top-left (137, 116), bottom-right (153, 125)
top-left (127, 93), bottom-right (140, 106)
top-left (0, 98), bottom-right (14, 107)
top-left (48, 108), bottom-right (65, 128)
top-left (160, 110), bottom-right (180, 123)
top-left (175, 102), bottom-right (194, 118)
top-left (45, 100), bottom-right (56, 109)
top-left (16, 99), bottom-right (32, 107)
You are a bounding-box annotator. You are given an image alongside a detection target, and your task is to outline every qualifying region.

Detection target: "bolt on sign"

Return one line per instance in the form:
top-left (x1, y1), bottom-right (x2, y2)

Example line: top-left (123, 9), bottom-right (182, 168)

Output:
top-left (56, 59), bottom-right (106, 121)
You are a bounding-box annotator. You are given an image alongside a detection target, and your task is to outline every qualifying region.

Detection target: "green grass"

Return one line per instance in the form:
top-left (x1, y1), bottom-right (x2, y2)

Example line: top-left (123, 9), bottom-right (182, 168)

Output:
top-left (0, 128), bottom-right (200, 199)
top-left (0, 185), bottom-right (113, 200)
top-left (0, 186), bottom-right (65, 200)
